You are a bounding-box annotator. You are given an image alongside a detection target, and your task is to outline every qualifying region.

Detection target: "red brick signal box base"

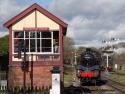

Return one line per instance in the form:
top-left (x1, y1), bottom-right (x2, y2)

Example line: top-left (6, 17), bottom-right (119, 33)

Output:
top-left (4, 3), bottom-right (67, 88)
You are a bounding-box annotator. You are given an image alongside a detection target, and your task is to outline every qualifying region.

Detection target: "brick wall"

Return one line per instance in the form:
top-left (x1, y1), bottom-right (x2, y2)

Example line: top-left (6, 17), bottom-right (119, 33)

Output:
top-left (8, 65), bottom-right (63, 88)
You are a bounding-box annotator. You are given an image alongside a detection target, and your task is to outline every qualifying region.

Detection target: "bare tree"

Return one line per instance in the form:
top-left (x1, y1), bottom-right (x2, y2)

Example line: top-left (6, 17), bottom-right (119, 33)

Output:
top-left (113, 53), bottom-right (125, 69)
top-left (63, 36), bottom-right (75, 64)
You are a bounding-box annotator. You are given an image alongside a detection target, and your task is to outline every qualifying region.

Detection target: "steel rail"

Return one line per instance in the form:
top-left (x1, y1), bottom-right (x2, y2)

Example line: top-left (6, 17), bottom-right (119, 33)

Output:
top-left (103, 76), bottom-right (125, 94)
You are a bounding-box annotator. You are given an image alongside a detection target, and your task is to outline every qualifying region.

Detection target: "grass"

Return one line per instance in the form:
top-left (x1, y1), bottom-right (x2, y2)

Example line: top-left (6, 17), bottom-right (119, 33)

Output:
top-left (64, 64), bottom-right (76, 87)
top-left (108, 72), bottom-right (125, 85)
top-left (64, 74), bottom-right (72, 87)
top-left (113, 69), bottom-right (125, 75)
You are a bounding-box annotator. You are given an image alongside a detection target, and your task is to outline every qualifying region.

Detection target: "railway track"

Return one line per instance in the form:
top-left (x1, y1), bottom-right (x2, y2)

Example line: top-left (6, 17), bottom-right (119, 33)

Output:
top-left (80, 84), bottom-right (115, 94)
top-left (64, 80), bottom-right (124, 94)
top-left (103, 76), bottom-right (125, 94)
top-left (94, 86), bottom-right (104, 94)
top-left (111, 71), bottom-right (125, 76)
top-left (64, 66), bottom-right (125, 94)
top-left (81, 85), bottom-right (104, 94)
top-left (81, 83), bottom-right (122, 94)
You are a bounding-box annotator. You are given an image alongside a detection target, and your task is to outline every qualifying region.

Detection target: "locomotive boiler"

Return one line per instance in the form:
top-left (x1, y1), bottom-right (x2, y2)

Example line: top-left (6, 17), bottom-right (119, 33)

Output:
top-left (76, 48), bottom-right (102, 84)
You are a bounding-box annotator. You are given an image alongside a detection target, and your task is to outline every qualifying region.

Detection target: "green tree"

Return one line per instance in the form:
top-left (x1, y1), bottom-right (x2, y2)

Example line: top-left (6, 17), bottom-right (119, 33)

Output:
top-left (113, 53), bottom-right (125, 67)
top-left (0, 35), bottom-right (9, 71)
top-left (76, 46), bottom-right (86, 55)
top-left (0, 35), bottom-right (8, 54)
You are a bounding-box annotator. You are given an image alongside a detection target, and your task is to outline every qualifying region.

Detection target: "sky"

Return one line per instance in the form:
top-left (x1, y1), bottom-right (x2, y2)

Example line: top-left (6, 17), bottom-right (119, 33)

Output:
top-left (1, 0), bottom-right (125, 47)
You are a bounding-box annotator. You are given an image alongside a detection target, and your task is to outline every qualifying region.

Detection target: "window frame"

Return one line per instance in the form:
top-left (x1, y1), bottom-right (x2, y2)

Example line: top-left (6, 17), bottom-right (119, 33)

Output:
top-left (12, 30), bottom-right (60, 55)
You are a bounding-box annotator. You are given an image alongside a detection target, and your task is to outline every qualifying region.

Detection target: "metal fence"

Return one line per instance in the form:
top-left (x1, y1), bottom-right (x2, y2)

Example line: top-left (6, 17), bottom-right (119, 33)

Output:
top-left (0, 86), bottom-right (50, 94)
top-left (0, 72), bottom-right (7, 94)
top-left (0, 72), bottom-right (7, 81)
top-left (0, 72), bottom-right (50, 94)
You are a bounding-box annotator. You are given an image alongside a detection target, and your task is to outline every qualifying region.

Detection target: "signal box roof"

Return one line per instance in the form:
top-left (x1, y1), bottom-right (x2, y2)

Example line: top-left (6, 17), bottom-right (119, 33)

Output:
top-left (4, 3), bottom-right (68, 35)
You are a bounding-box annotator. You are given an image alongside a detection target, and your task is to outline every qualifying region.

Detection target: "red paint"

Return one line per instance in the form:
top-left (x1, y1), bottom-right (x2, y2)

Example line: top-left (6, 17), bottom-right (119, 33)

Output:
top-left (35, 9), bottom-right (37, 28)
top-left (4, 3), bottom-right (68, 88)
top-left (60, 26), bottom-right (63, 64)
top-left (3, 3), bottom-right (67, 32)
top-left (80, 72), bottom-right (95, 77)
top-left (8, 61), bottom-right (61, 67)
top-left (9, 27), bottom-right (12, 65)
top-left (23, 27), bottom-right (49, 31)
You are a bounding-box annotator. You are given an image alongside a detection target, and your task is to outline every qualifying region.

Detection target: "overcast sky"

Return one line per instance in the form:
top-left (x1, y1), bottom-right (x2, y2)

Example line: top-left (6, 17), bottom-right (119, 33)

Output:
top-left (1, 0), bottom-right (125, 47)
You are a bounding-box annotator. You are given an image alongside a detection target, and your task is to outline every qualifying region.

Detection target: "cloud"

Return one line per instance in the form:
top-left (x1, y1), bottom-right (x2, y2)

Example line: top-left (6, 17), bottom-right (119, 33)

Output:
top-left (0, 32), bottom-right (8, 37)
top-left (0, 0), bottom-right (28, 37)
top-left (114, 48), bottom-right (125, 54)
top-left (75, 40), bottom-right (102, 48)
top-left (48, 0), bottom-right (125, 47)
top-left (1, 0), bottom-right (125, 48)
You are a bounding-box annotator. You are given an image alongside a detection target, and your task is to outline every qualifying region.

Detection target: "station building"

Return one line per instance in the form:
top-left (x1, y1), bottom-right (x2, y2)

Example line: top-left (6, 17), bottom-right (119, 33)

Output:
top-left (4, 3), bottom-right (67, 87)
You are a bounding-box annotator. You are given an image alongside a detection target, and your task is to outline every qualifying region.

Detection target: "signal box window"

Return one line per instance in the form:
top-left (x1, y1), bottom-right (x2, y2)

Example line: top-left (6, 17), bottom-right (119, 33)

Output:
top-left (53, 31), bottom-right (59, 53)
top-left (13, 30), bottom-right (59, 54)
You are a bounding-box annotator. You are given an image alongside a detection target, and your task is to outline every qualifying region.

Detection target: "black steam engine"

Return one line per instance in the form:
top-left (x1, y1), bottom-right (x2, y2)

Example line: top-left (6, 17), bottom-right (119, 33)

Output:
top-left (76, 48), bottom-right (102, 84)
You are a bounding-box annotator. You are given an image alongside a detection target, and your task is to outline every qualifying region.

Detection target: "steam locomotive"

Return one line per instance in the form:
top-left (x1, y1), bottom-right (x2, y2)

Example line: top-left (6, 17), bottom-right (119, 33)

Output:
top-left (76, 48), bottom-right (102, 84)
